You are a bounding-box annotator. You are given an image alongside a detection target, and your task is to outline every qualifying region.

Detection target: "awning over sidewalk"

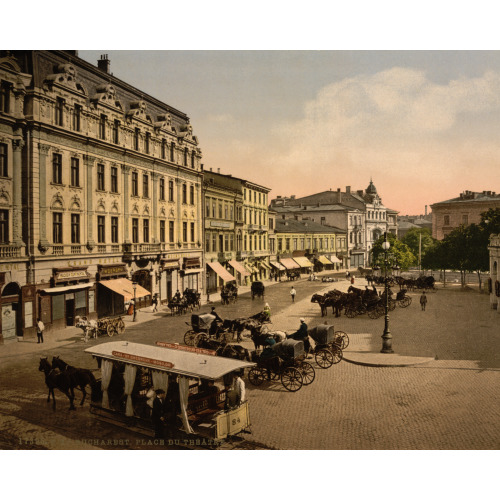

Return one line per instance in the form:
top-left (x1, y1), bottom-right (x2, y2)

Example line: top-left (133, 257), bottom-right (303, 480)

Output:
top-left (258, 261), bottom-right (271, 270)
top-left (270, 261), bottom-right (286, 271)
top-left (244, 264), bottom-right (258, 274)
top-left (280, 258), bottom-right (300, 270)
top-left (317, 255), bottom-right (333, 265)
top-left (41, 283), bottom-right (93, 294)
top-left (293, 256), bottom-right (313, 268)
top-left (329, 255), bottom-right (342, 263)
top-left (228, 260), bottom-right (251, 277)
top-left (99, 278), bottom-right (150, 301)
top-left (206, 261), bottom-right (236, 282)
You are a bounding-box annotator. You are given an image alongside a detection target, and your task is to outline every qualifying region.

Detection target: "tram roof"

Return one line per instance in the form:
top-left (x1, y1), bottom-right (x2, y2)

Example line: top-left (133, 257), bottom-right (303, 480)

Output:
top-left (85, 341), bottom-right (255, 380)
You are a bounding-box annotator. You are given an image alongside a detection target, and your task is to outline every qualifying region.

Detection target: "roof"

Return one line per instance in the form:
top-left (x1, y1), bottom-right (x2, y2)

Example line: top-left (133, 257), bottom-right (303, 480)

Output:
top-left (272, 204), bottom-right (357, 213)
top-left (275, 219), bottom-right (345, 234)
top-left (431, 191), bottom-right (500, 207)
top-left (85, 341), bottom-right (255, 380)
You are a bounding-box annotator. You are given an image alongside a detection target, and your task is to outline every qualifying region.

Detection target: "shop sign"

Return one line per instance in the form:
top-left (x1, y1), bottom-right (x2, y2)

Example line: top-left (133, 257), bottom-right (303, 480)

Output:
top-left (155, 341), bottom-right (216, 356)
top-left (54, 269), bottom-right (89, 281)
top-left (99, 265), bottom-right (128, 276)
top-left (112, 351), bottom-right (174, 369)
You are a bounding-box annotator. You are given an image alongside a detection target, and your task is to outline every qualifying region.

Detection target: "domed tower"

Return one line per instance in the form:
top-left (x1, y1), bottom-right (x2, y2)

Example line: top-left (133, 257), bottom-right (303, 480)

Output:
top-left (366, 178), bottom-right (377, 196)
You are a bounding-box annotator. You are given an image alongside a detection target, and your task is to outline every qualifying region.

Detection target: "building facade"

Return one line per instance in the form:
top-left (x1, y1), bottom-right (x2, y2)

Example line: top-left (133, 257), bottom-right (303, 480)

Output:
top-left (0, 51), bottom-right (204, 342)
top-left (431, 190), bottom-right (500, 240)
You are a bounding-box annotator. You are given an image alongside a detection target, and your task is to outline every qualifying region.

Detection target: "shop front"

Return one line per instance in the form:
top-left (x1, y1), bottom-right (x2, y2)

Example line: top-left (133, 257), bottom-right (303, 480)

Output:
top-left (159, 259), bottom-right (180, 304)
top-left (98, 278), bottom-right (150, 317)
top-left (181, 257), bottom-right (203, 292)
top-left (269, 260), bottom-right (286, 280)
top-left (228, 259), bottom-right (250, 286)
top-left (0, 273), bottom-right (21, 341)
top-left (206, 261), bottom-right (236, 293)
top-left (97, 264), bottom-right (130, 318)
top-left (292, 256), bottom-right (314, 275)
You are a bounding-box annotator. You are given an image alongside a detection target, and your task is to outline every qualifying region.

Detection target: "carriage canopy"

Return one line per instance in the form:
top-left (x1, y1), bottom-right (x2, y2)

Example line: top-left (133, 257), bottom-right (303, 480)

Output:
top-left (191, 313), bottom-right (216, 330)
top-left (271, 339), bottom-right (304, 360)
top-left (308, 324), bottom-right (335, 345)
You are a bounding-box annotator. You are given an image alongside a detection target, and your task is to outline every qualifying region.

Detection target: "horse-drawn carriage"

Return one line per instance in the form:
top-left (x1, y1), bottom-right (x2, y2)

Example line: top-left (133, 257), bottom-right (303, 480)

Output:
top-left (184, 313), bottom-right (233, 347)
top-left (251, 281), bottom-right (265, 300)
top-left (76, 316), bottom-right (125, 341)
top-left (221, 283), bottom-right (238, 305)
top-left (167, 289), bottom-right (201, 316)
top-left (308, 324), bottom-right (345, 368)
top-left (286, 270), bottom-right (301, 281)
top-left (248, 339), bottom-right (315, 392)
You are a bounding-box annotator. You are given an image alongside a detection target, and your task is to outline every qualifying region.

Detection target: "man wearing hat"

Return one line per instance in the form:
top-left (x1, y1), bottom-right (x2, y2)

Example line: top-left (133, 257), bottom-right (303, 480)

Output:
top-left (151, 389), bottom-right (166, 439)
top-left (289, 318), bottom-right (311, 356)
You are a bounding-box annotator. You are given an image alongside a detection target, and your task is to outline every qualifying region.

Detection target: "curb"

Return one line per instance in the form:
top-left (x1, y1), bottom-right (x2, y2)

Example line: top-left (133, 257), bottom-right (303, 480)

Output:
top-left (342, 351), bottom-right (435, 367)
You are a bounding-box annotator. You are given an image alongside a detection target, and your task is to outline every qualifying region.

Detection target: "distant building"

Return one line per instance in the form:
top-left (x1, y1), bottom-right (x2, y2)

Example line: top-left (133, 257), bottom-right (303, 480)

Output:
top-left (398, 211), bottom-right (432, 238)
top-left (431, 190), bottom-right (500, 240)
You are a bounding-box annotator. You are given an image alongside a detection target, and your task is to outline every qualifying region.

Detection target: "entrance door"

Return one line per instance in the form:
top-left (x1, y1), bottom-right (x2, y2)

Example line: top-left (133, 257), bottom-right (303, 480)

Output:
top-left (167, 281), bottom-right (172, 301)
top-left (66, 299), bottom-right (75, 326)
top-left (1, 304), bottom-right (16, 339)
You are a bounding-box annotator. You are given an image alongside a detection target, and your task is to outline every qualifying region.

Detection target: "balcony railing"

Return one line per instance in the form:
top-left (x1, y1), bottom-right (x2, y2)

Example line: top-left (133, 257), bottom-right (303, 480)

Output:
top-left (0, 244), bottom-right (23, 258)
top-left (123, 243), bottom-right (162, 253)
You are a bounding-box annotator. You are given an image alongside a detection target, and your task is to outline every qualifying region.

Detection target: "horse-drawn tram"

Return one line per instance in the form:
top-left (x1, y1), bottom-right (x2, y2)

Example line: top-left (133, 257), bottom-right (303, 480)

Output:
top-left (84, 341), bottom-right (256, 448)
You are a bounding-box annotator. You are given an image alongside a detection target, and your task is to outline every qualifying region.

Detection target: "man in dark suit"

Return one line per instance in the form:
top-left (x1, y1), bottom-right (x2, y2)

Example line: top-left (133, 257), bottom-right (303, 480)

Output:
top-left (151, 389), bottom-right (166, 439)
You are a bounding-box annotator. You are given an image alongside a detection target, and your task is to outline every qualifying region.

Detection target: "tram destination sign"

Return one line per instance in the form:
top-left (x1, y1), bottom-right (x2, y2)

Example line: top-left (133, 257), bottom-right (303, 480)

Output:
top-left (112, 351), bottom-right (175, 368)
top-left (155, 341), bottom-right (217, 356)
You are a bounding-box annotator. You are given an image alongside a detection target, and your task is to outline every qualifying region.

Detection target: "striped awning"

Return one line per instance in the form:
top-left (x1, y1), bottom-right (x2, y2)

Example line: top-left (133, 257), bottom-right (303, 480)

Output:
top-left (258, 261), bottom-right (271, 270)
top-left (293, 256), bottom-right (313, 268)
top-left (98, 279), bottom-right (150, 301)
top-left (270, 261), bottom-right (286, 271)
top-left (317, 255), bottom-right (333, 265)
top-left (280, 258), bottom-right (300, 270)
top-left (228, 260), bottom-right (251, 277)
top-left (206, 262), bottom-right (235, 282)
top-left (244, 264), bottom-right (258, 274)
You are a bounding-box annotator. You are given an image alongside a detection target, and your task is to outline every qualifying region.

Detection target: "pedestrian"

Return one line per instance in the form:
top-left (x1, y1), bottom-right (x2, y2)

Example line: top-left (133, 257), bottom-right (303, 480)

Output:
top-left (351, 276), bottom-right (355, 285)
top-left (36, 317), bottom-right (45, 344)
top-left (290, 286), bottom-right (296, 303)
top-left (151, 389), bottom-right (166, 439)
top-left (346, 270), bottom-right (350, 280)
top-left (263, 302), bottom-right (271, 321)
top-left (420, 291), bottom-right (428, 311)
top-left (289, 318), bottom-right (311, 356)
top-left (232, 372), bottom-right (246, 406)
top-left (152, 294), bottom-right (158, 312)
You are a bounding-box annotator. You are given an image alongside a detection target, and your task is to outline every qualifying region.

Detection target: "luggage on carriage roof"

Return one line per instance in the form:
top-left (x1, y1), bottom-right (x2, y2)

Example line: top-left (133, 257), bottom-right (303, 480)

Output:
top-left (271, 339), bottom-right (304, 360)
top-left (308, 324), bottom-right (335, 345)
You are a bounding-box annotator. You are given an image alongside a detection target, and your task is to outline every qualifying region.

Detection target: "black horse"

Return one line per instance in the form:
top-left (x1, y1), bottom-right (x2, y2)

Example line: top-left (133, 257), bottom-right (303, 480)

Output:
top-left (38, 357), bottom-right (76, 411)
top-left (51, 356), bottom-right (98, 406)
top-left (195, 338), bottom-right (251, 361)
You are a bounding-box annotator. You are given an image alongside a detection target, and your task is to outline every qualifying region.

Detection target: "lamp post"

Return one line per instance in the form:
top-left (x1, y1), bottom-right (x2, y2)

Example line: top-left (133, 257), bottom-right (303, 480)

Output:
top-left (381, 232), bottom-right (394, 353)
top-left (132, 281), bottom-right (137, 322)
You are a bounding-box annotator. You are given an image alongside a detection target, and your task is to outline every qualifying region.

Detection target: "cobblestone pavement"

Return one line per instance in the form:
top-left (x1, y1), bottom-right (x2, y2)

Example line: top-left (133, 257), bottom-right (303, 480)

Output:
top-left (0, 272), bottom-right (499, 449)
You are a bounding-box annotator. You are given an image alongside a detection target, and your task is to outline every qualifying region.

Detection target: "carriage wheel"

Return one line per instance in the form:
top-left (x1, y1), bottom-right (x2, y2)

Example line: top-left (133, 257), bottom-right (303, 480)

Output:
top-left (334, 331), bottom-right (349, 349)
top-left (330, 345), bottom-right (343, 364)
top-left (399, 296), bottom-right (412, 308)
top-left (220, 331), bottom-right (233, 343)
top-left (248, 367), bottom-right (266, 386)
top-left (281, 367), bottom-right (303, 392)
top-left (368, 308), bottom-right (380, 319)
top-left (345, 307), bottom-right (356, 319)
top-left (298, 361), bottom-right (315, 385)
top-left (106, 324), bottom-right (116, 337)
top-left (194, 333), bottom-right (209, 347)
top-left (389, 299), bottom-right (396, 311)
top-left (184, 330), bottom-right (196, 346)
top-left (116, 318), bottom-right (125, 334)
top-left (315, 348), bottom-right (334, 369)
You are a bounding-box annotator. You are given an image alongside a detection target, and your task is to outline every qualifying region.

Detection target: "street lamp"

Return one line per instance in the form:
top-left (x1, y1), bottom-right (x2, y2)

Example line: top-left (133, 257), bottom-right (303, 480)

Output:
top-left (132, 281), bottom-right (137, 322)
top-left (381, 232), bottom-right (394, 353)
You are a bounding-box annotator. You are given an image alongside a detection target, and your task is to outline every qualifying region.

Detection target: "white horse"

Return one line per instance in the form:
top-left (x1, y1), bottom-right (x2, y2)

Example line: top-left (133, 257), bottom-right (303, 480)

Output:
top-left (75, 316), bottom-right (98, 342)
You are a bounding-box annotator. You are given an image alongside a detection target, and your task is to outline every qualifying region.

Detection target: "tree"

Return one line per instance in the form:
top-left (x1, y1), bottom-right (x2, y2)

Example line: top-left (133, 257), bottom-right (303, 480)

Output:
top-left (371, 232), bottom-right (416, 271)
top-left (401, 228), bottom-right (434, 267)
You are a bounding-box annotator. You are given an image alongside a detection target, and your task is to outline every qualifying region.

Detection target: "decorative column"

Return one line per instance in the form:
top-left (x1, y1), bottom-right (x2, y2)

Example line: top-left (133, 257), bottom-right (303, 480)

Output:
top-left (151, 172), bottom-right (159, 243)
top-left (37, 143), bottom-right (51, 253)
top-left (122, 164), bottom-right (131, 243)
top-left (11, 138), bottom-right (25, 248)
top-left (84, 154), bottom-right (96, 251)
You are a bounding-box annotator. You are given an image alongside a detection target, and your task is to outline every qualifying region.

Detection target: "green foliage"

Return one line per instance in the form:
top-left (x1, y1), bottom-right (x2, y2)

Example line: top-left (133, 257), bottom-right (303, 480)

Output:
top-left (371, 233), bottom-right (416, 271)
top-left (401, 227), bottom-right (434, 262)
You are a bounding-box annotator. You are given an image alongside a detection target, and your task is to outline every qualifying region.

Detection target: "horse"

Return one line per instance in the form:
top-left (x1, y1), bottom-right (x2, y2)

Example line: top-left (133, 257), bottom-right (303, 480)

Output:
top-left (51, 356), bottom-right (98, 406)
top-left (75, 316), bottom-right (98, 342)
top-left (195, 337), bottom-right (251, 361)
top-left (38, 357), bottom-right (76, 411)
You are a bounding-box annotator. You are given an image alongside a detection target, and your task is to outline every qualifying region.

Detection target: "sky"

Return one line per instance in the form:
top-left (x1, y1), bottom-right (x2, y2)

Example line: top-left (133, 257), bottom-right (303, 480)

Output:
top-left (78, 50), bottom-right (500, 215)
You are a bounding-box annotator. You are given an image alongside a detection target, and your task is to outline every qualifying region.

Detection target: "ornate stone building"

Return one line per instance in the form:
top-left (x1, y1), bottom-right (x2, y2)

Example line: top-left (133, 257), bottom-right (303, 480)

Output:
top-left (0, 51), bottom-right (203, 341)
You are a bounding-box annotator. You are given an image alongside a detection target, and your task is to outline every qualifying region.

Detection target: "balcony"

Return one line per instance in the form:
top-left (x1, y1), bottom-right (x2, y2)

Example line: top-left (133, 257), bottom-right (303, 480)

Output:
top-left (0, 244), bottom-right (23, 259)
top-left (123, 242), bottom-right (163, 261)
top-left (217, 252), bottom-right (234, 262)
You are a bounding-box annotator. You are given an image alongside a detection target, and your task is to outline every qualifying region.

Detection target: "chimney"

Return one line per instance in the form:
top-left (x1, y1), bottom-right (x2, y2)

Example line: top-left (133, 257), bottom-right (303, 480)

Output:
top-left (217, 168), bottom-right (220, 173)
top-left (357, 190), bottom-right (363, 196)
top-left (425, 205), bottom-right (428, 216)
top-left (201, 163), bottom-right (204, 171)
top-left (346, 186), bottom-right (351, 194)
top-left (97, 54), bottom-right (110, 74)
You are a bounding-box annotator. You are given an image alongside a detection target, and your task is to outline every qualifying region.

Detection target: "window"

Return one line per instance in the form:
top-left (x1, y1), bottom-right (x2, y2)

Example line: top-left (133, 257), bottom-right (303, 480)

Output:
top-left (191, 222), bottom-right (195, 242)
top-left (113, 120), bottom-right (120, 144)
top-left (168, 180), bottom-right (174, 201)
top-left (52, 153), bottom-right (62, 184)
top-left (70, 158), bottom-right (80, 187)
top-left (55, 97), bottom-right (64, 126)
top-left (161, 139), bottom-right (166, 160)
top-left (183, 222), bottom-right (187, 241)
top-left (71, 214), bottom-right (80, 244)
top-left (0, 143), bottom-right (7, 177)
top-left (191, 151), bottom-right (195, 168)
top-left (111, 167), bottom-right (118, 193)
top-left (111, 217), bottom-right (118, 243)
top-left (212, 202), bottom-right (216, 218)
top-left (97, 164), bottom-right (105, 191)
top-left (0, 81), bottom-right (11, 113)
top-left (184, 148), bottom-right (188, 166)
top-left (206, 199), bottom-right (210, 217)
top-left (293, 238), bottom-right (298, 250)
top-left (230, 206), bottom-right (234, 220)
top-left (182, 184), bottom-right (187, 204)
top-left (132, 218), bottom-right (139, 243)
top-left (169, 221), bottom-right (174, 242)
top-left (224, 205), bottom-right (228, 219)
top-left (159, 178), bottom-right (165, 200)
top-left (97, 216), bottom-right (105, 243)
top-left (206, 233), bottom-right (210, 252)
top-left (190, 185), bottom-right (194, 205)
top-left (0, 209), bottom-right (8, 243)
top-left (160, 220), bottom-right (166, 243)
top-left (145, 132), bottom-right (150, 154)
top-left (219, 204), bottom-right (223, 218)
top-left (99, 114), bottom-right (107, 140)
top-left (132, 172), bottom-right (138, 196)
top-left (170, 142), bottom-right (175, 162)
top-left (444, 215), bottom-right (450, 226)
top-left (143, 174), bottom-right (149, 198)
top-left (134, 128), bottom-right (140, 151)
top-left (52, 212), bottom-right (62, 244)
top-left (73, 104), bottom-right (81, 132)
top-left (254, 192), bottom-right (256, 202)
top-left (259, 193), bottom-right (261, 204)
top-left (300, 238), bottom-right (305, 250)
top-left (462, 215), bottom-right (469, 225)
top-left (143, 219), bottom-right (149, 243)
top-left (224, 234), bottom-right (229, 251)
top-left (269, 218), bottom-right (274, 230)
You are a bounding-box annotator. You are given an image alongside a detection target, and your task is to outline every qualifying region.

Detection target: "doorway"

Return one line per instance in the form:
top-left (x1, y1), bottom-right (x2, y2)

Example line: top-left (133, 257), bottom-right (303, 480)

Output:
top-left (66, 298), bottom-right (75, 326)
